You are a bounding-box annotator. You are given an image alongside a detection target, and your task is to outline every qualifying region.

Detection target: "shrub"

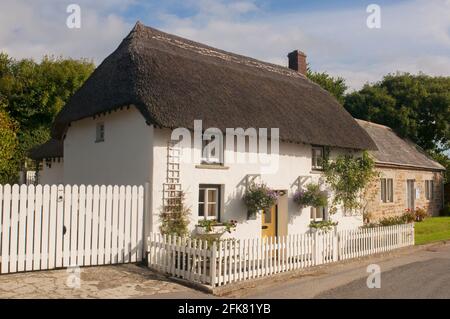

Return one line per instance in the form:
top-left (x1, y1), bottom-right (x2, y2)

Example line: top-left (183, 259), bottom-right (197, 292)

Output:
top-left (378, 215), bottom-right (406, 226)
top-left (414, 207), bottom-right (428, 222)
top-left (243, 182), bottom-right (277, 216)
top-left (293, 183), bottom-right (328, 208)
top-left (402, 209), bottom-right (416, 223)
top-left (159, 192), bottom-right (191, 237)
top-left (309, 220), bottom-right (338, 232)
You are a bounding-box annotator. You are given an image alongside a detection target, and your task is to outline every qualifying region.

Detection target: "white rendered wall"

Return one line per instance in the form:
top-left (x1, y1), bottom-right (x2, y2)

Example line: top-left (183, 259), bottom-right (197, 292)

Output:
top-left (38, 159), bottom-right (64, 185)
top-left (150, 128), bottom-right (363, 238)
top-left (63, 107), bottom-right (153, 186)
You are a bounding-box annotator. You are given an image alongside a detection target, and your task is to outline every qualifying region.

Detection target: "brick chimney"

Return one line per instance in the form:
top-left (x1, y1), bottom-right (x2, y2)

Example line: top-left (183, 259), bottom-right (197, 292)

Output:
top-left (288, 50), bottom-right (307, 76)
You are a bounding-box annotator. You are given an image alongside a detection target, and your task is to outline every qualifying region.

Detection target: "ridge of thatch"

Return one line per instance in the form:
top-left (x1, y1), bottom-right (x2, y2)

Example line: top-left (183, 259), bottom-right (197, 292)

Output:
top-left (357, 119), bottom-right (445, 171)
top-left (52, 22), bottom-right (377, 150)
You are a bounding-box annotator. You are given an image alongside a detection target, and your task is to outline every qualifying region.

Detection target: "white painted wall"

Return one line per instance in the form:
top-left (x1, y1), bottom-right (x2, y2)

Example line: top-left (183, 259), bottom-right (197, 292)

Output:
top-left (150, 128), bottom-right (363, 238)
top-left (38, 159), bottom-right (64, 185)
top-left (63, 107), bottom-right (153, 186)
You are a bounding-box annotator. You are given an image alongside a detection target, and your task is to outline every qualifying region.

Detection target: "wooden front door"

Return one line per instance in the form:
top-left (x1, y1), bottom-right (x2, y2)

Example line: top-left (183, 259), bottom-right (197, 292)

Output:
top-left (407, 179), bottom-right (415, 210)
top-left (261, 205), bottom-right (277, 238)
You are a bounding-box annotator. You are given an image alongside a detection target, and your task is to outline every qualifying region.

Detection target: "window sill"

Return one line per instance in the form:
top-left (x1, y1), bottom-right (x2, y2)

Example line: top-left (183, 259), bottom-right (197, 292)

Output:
top-left (195, 164), bottom-right (229, 170)
top-left (310, 169), bottom-right (323, 174)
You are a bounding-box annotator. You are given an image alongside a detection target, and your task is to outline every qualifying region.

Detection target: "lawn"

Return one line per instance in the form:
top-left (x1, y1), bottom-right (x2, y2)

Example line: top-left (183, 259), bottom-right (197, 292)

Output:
top-left (415, 217), bottom-right (450, 245)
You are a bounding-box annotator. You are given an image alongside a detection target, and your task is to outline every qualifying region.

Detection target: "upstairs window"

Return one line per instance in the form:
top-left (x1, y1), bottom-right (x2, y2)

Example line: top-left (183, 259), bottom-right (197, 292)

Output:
top-left (96, 122), bottom-right (105, 142)
top-left (201, 131), bottom-right (224, 165)
top-left (381, 178), bottom-right (394, 203)
top-left (311, 146), bottom-right (324, 170)
top-left (425, 180), bottom-right (434, 200)
top-left (198, 184), bottom-right (221, 220)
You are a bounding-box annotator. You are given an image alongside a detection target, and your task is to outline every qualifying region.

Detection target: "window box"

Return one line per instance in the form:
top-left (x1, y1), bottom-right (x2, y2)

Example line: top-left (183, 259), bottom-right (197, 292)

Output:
top-left (195, 224), bottom-right (227, 235)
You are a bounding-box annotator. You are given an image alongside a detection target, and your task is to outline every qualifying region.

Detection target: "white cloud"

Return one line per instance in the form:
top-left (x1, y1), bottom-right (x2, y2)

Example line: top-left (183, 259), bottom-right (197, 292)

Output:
top-left (0, 0), bottom-right (448, 90)
top-left (154, 0), bottom-right (450, 89)
top-left (0, 0), bottom-right (133, 63)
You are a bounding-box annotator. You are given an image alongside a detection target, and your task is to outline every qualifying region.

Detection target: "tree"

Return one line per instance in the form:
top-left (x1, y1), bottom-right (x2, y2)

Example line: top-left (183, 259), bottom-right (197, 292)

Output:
top-left (344, 73), bottom-right (450, 154)
top-left (0, 53), bottom-right (95, 182)
top-left (307, 68), bottom-right (348, 105)
top-left (0, 105), bottom-right (19, 183)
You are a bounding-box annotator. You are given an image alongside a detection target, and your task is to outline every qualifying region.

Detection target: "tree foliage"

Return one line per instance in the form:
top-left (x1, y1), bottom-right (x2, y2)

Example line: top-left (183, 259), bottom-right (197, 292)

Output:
top-left (0, 52), bottom-right (94, 182)
top-left (344, 73), bottom-right (450, 154)
top-left (307, 67), bottom-right (348, 105)
top-left (0, 105), bottom-right (19, 183)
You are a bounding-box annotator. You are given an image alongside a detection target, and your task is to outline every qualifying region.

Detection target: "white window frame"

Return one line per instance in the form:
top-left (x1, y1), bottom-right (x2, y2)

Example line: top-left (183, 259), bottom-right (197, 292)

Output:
top-left (311, 146), bottom-right (324, 170)
top-left (198, 185), bottom-right (220, 220)
top-left (425, 180), bottom-right (434, 200)
top-left (381, 178), bottom-right (394, 203)
top-left (310, 206), bottom-right (326, 222)
top-left (96, 122), bottom-right (105, 143)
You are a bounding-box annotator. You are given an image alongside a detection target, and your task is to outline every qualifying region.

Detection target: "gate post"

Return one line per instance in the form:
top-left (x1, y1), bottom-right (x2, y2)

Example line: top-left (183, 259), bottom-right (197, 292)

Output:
top-left (143, 182), bottom-right (152, 262)
top-left (333, 227), bottom-right (338, 262)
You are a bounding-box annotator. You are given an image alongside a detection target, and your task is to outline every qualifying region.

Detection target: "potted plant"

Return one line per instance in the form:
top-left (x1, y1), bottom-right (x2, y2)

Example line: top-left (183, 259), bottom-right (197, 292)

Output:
top-left (293, 183), bottom-right (328, 208)
top-left (195, 219), bottom-right (237, 235)
top-left (243, 182), bottom-right (278, 218)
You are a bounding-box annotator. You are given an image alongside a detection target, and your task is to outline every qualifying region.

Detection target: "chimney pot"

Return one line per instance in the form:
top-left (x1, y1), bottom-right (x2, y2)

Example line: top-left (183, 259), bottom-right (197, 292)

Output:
top-left (288, 50), bottom-right (307, 76)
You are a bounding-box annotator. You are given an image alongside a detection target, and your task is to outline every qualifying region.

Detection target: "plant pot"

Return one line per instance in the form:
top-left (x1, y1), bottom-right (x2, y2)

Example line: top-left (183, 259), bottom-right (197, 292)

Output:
top-left (195, 225), bottom-right (227, 235)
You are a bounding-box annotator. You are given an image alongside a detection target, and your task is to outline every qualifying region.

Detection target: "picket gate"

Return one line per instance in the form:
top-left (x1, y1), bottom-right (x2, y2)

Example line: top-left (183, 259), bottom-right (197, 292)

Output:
top-left (0, 184), bottom-right (145, 274)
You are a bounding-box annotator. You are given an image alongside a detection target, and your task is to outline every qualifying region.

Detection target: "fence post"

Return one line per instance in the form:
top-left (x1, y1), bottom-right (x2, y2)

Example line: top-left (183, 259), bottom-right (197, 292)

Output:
top-left (411, 223), bottom-right (415, 246)
top-left (210, 241), bottom-right (217, 287)
top-left (143, 182), bottom-right (152, 261)
top-left (333, 227), bottom-right (338, 262)
top-left (313, 231), bottom-right (318, 265)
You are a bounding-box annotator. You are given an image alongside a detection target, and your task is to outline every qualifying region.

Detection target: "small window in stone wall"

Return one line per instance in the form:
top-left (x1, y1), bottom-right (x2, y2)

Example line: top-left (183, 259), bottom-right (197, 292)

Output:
top-left (96, 122), bottom-right (105, 142)
top-left (425, 180), bottom-right (434, 200)
top-left (381, 178), bottom-right (394, 203)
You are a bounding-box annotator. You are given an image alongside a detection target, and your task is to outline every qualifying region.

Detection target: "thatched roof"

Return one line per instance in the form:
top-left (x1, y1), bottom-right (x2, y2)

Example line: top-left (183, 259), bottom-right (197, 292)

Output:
top-left (52, 22), bottom-right (376, 150)
top-left (29, 139), bottom-right (63, 160)
top-left (357, 120), bottom-right (445, 171)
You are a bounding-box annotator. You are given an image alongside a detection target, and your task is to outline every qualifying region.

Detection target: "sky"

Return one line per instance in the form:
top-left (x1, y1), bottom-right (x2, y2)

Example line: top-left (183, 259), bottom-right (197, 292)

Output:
top-left (0, 0), bottom-right (449, 90)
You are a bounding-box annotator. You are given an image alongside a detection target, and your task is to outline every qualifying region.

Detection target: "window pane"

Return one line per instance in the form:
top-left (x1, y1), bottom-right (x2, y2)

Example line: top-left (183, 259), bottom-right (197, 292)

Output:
top-left (264, 208), bottom-right (271, 223)
top-left (198, 203), bottom-right (205, 216)
top-left (310, 207), bottom-right (315, 219)
top-left (208, 189), bottom-right (217, 203)
top-left (430, 181), bottom-right (434, 199)
top-left (381, 179), bottom-right (386, 202)
top-left (198, 189), bottom-right (205, 202)
top-left (207, 203), bottom-right (217, 217)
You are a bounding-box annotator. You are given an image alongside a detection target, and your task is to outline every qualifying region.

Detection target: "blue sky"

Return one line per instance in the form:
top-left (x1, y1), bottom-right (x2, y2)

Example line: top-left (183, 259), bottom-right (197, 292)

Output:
top-left (0, 0), bottom-right (449, 90)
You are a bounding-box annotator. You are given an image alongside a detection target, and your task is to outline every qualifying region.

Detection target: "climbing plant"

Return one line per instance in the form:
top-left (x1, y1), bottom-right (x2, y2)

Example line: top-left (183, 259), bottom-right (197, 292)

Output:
top-left (322, 151), bottom-right (378, 215)
top-left (159, 191), bottom-right (191, 237)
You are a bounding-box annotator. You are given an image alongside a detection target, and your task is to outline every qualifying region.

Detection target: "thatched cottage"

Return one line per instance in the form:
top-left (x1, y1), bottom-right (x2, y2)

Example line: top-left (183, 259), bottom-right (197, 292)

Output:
top-left (29, 22), bottom-right (412, 238)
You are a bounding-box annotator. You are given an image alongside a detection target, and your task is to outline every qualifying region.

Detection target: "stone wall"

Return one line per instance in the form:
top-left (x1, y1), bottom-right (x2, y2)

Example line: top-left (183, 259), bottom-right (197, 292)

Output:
top-left (364, 166), bottom-right (444, 222)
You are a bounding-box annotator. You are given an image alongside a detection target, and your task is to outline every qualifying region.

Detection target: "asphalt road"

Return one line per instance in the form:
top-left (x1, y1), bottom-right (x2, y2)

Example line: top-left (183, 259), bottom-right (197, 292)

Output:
top-left (152, 241), bottom-right (450, 299)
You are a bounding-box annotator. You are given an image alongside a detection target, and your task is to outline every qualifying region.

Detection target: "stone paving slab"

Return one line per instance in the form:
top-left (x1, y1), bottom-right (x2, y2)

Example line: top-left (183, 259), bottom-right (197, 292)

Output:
top-left (0, 264), bottom-right (194, 299)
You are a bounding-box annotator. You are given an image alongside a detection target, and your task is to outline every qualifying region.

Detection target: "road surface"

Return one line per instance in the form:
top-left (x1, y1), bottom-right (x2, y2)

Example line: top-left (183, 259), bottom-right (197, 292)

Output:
top-left (151, 241), bottom-right (450, 299)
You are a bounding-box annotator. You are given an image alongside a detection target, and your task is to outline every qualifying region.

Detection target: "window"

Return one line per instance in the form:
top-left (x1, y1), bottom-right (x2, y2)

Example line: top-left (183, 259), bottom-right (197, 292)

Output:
top-left (310, 206), bottom-right (326, 221)
top-left (311, 146), bottom-right (324, 170)
top-left (201, 132), bottom-right (224, 165)
top-left (425, 180), bottom-right (434, 200)
top-left (381, 178), bottom-right (394, 203)
top-left (96, 122), bottom-right (105, 142)
top-left (198, 185), bottom-right (221, 220)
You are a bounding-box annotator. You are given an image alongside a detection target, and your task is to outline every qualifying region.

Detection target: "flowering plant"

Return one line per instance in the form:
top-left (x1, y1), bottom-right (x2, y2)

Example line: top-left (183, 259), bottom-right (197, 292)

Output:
top-left (293, 183), bottom-right (328, 207)
top-left (243, 182), bottom-right (278, 216)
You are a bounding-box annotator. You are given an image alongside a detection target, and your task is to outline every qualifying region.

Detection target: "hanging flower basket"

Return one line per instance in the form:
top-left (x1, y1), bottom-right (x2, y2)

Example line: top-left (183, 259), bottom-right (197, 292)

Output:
top-left (243, 182), bottom-right (277, 218)
top-left (293, 183), bottom-right (328, 208)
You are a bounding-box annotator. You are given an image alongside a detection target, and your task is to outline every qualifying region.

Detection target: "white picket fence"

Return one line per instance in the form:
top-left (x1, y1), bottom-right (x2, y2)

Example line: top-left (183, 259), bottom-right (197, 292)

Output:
top-left (148, 223), bottom-right (414, 287)
top-left (0, 184), bottom-right (145, 274)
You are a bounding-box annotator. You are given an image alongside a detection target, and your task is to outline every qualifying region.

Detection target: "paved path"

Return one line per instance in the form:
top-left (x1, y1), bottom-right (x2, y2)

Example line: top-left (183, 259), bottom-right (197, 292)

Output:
top-left (0, 263), bottom-right (200, 299)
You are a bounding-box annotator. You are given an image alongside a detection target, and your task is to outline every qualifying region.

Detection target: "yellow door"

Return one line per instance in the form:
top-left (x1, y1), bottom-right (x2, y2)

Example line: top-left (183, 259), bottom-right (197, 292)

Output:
top-left (261, 205), bottom-right (276, 238)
